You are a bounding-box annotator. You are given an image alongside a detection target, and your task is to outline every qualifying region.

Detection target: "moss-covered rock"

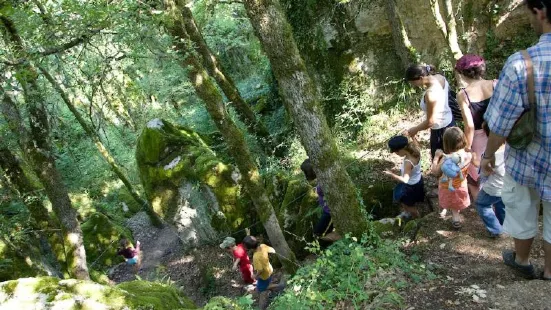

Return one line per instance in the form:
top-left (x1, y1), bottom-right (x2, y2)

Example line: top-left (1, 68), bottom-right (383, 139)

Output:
top-left (117, 280), bottom-right (196, 309)
top-left (136, 119), bottom-right (252, 244)
top-left (81, 212), bottom-right (133, 269)
top-left (266, 173), bottom-right (319, 257)
top-left (0, 277), bottom-right (196, 309)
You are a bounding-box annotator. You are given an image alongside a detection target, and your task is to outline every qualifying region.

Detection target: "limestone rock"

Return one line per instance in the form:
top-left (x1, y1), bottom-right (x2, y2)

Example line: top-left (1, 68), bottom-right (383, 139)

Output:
top-left (136, 119), bottom-right (250, 247)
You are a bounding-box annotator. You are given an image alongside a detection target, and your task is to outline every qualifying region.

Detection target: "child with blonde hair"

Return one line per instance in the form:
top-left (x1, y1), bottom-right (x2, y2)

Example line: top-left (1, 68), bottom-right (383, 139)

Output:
top-left (432, 127), bottom-right (473, 229)
top-left (384, 136), bottom-right (425, 219)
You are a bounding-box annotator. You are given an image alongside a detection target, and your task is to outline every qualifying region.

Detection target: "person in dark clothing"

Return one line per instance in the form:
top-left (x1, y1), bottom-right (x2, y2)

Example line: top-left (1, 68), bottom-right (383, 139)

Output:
top-left (300, 159), bottom-right (333, 238)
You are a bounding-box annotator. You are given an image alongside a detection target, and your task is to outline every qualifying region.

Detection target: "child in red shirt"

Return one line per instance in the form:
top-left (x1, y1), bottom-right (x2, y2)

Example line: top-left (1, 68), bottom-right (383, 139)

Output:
top-left (220, 236), bottom-right (254, 284)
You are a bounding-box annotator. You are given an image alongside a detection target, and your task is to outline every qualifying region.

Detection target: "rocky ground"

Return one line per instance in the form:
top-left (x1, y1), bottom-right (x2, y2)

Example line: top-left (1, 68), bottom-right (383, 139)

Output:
top-left (109, 212), bottom-right (285, 306)
top-left (402, 201), bottom-right (550, 310)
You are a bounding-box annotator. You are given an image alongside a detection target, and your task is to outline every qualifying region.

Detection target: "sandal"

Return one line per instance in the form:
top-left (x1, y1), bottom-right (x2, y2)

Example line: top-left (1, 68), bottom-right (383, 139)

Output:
top-left (502, 249), bottom-right (536, 279)
top-left (451, 220), bottom-right (462, 230)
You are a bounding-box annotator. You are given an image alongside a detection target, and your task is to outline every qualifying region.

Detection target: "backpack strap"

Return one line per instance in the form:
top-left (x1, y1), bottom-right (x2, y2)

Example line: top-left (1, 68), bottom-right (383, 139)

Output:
top-left (521, 50), bottom-right (536, 110)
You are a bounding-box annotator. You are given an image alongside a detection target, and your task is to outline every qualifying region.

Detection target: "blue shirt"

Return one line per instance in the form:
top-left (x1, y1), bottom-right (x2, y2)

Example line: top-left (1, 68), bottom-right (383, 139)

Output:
top-left (484, 33), bottom-right (551, 201)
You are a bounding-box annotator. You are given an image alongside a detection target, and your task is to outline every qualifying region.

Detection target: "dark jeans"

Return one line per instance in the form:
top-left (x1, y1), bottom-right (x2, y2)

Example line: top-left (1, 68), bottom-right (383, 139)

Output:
top-left (314, 212), bottom-right (333, 236)
top-left (476, 189), bottom-right (506, 235)
top-left (430, 120), bottom-right (456, 159)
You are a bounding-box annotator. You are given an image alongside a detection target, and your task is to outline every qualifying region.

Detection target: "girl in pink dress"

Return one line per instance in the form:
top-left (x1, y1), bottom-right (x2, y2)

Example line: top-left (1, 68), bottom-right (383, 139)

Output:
top-left (431, 127), bottom-right (474, 229)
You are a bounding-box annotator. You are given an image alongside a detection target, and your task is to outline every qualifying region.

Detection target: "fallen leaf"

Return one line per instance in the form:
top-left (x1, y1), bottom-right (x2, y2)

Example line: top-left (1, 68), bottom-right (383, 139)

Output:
top-left (473, 295), bottom-right (481, 303)
top-left (496, 284), bottom-right (505, 289)
top-left (439, 243), bottom-right (446, 249)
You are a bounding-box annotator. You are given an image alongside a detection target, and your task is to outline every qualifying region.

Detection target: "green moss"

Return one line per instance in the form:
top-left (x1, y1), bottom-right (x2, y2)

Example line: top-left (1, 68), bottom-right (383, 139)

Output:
top-left (136, 119), bottom-right (250, 231)
top-left (116, 188), bottom-right (143, 217)
top-left (117, 280), bottom-right (196, 309)
top-left (0, 240), bottom-right (44, 281)
top-left (0, 277), bottom-right (195, 309)
top-left (275, 175), bottom-right (319, 256)
top-left (89, 269), bottom-right (111, 285)
top-left (81, 212), bottom-right (132, 269)
top-left (371, 219), bottom-right (400, 238)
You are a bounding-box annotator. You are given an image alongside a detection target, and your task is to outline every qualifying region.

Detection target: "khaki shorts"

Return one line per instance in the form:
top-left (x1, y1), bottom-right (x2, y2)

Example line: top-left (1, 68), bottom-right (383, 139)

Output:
top-left (502, 173), bottom-right (551, 243)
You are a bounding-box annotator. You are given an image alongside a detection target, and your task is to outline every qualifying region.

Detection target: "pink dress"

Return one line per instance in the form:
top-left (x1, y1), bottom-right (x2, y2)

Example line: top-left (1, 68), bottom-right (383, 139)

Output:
top-left (439, 166), bottom-right (470, 211)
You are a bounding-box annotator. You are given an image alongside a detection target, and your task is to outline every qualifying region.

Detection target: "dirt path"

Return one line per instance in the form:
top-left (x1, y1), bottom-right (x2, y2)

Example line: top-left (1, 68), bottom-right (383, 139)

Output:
top-left (109, 212), bottom-right (263, 306)
top-left (402, 196), bottom-right (551, 310)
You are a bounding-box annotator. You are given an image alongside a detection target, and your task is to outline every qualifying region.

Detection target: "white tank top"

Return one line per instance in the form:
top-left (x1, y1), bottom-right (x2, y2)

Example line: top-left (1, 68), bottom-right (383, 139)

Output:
top-left (401, 159), bottom-right (422, 185)
top-left (420, 79), bottom-right (453, 130)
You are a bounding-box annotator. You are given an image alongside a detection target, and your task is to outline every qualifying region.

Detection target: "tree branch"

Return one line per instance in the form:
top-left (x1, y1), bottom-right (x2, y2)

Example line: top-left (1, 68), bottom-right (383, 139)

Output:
top-left (429, 0), bottom-right (448, 38)
top-left (443, 0), bottom-right (463, 60)
top-left (39, 28), bottom-right (102, 56)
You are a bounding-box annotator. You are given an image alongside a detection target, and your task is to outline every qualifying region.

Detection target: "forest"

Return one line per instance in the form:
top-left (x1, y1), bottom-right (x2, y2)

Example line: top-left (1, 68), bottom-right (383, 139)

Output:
top-left (0, 0), bottom-right (547, 309)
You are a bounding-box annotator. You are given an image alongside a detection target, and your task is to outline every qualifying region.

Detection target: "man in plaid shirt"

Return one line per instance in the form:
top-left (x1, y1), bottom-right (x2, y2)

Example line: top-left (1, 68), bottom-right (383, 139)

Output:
top-left (482, 0), bottom-right (551, 280)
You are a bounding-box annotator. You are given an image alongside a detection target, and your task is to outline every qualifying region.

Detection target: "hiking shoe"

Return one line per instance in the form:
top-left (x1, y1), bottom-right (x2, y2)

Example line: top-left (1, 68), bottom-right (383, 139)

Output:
top-left (451, 220), bottom-right (462, 230)
top-left (487, 232), bottom-right (507, 239)
top-left (502, 249), bottom-right (536, 279)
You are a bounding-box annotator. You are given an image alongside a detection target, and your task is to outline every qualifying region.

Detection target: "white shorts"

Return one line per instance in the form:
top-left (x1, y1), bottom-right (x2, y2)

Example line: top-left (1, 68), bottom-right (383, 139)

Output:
top-left (502, 173), bottom-right (551, 243)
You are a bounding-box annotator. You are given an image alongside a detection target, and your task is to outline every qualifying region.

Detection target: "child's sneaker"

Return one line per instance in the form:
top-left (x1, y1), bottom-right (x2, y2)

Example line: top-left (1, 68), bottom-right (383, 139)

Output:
top-left (439, 209), bottom-right (448, 218)
top-left (397, 211), bottom-right (412, 220)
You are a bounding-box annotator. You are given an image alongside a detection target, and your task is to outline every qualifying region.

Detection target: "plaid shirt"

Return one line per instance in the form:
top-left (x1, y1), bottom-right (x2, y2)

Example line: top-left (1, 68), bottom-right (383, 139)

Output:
top-left (485, 33), bottom-right (551, 202)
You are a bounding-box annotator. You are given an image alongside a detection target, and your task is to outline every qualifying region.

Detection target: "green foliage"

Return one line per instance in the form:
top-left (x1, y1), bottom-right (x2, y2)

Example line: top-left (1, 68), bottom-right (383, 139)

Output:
top-left (203, 295), bottom-right (255, 310)
top-left (484, 28), bottom-right (539, 79)
top-left (81, 212), bottom-right (133, 269)
top-left (271, 234), bottom-right (433, 309)
top-left (0, 201), bottom-right (42, 281)
top-left (193, 0), bottom-right (269, 81)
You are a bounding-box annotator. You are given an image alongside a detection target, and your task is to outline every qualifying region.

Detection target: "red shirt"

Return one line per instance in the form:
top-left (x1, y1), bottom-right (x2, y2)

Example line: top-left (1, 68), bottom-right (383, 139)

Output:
top-left (232, 244), bottom-right (251, 268)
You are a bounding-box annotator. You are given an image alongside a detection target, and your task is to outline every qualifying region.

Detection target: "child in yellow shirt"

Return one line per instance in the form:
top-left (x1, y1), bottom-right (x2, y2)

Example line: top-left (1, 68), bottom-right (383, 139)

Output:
top-left (243, 236), bottom-right (284, 309)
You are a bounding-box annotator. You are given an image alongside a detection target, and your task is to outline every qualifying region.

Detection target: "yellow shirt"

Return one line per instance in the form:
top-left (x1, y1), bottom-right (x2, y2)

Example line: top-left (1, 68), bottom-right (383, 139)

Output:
top-left (253, 244), bottom-right (275, 280)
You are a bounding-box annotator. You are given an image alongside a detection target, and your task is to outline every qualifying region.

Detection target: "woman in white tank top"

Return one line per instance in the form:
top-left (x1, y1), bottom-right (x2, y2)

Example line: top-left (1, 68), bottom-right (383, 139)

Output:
top-left (404, 64), bottom-right (455, 160)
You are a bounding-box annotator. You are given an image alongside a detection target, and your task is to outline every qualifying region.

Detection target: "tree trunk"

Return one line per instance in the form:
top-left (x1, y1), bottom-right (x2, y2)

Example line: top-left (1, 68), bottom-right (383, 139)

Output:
top-left (0, 148), bottom-right (50, 229)
top-left (0, 92), bottom-right (89, 280)
top-left (0, 147), bottom-right (64, 277)
top-left (180, 6), bottom-right (271, 146)
top-left (429, 0), bottom-right (448, 38)
top-left (39, 66), bottom-right (164, 228)
top-left (242, 0), bottom-right (369, 236)
top-left (162, 0), bottom-right (297, 273)
top-left (386, 0), bottom-right (417, 69)
top-left (429, 0), bottom-right (463, 61)
top-left (1, 14), bottom-right (89, 280)
top-left (443, 0), bottom-right (463, 60)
